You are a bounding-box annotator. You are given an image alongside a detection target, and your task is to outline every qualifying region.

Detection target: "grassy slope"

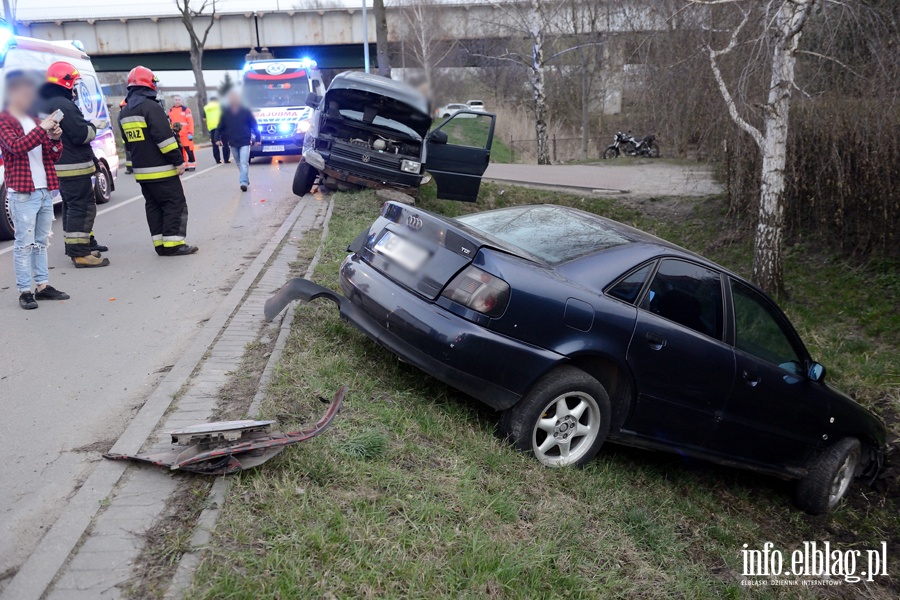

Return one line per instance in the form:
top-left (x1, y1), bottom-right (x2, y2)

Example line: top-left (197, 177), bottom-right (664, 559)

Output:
top-left (190, 183), bottom-right (898, 599)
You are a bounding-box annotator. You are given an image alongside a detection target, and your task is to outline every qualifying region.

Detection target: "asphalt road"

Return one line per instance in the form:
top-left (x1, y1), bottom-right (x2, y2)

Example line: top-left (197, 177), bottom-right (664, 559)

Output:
top-left (0, 153), bottom-right (303, 580)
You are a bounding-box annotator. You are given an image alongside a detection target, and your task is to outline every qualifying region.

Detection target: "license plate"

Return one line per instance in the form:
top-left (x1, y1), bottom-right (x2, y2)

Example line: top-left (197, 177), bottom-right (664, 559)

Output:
top-left (374, 231), bottom-right (429, 272)
top-left (263, 145), bottom-right (285, 152)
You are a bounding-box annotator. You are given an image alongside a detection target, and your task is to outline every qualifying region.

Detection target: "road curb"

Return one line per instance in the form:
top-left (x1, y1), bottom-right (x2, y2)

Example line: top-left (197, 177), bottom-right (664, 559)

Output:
top-left (1, 196), bottom-right (313, 600)
top-left (163, 196), bottom-right (335, 600)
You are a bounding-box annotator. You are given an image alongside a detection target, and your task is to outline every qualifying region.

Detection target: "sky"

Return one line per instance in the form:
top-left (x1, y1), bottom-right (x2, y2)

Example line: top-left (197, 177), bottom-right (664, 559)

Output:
top-left (11, 1), bottom-right (369, 21)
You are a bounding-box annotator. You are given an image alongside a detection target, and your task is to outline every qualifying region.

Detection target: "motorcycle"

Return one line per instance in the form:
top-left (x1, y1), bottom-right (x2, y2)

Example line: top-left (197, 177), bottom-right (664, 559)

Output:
top-left (603, 131), bottom-right (660, 158)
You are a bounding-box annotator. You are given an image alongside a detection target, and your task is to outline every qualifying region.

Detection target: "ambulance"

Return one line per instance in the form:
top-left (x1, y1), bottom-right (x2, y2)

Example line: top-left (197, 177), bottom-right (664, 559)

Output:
top-left (0, 30), bottom-right (119, 240)
top-left (241, 58), bottom-right (325, 159)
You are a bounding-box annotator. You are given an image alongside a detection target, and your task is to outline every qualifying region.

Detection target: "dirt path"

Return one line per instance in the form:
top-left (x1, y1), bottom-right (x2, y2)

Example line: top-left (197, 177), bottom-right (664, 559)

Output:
top-left (484, 161), bottom-right (722, 198)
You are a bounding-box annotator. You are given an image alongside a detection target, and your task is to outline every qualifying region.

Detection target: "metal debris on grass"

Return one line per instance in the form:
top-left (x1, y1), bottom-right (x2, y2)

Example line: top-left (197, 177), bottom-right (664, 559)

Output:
top-left (104, 386), bottom-right (346, 475)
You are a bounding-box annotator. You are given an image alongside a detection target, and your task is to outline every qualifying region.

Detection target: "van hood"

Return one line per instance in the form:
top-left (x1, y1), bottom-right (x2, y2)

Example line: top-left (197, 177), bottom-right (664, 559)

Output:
top-left (323, 72), bottom-right (431, 138)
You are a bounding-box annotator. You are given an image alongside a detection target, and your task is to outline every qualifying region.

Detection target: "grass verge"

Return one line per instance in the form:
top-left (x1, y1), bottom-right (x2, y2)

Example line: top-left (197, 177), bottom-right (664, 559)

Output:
top-left (190, 183), bottom-right (898, 599)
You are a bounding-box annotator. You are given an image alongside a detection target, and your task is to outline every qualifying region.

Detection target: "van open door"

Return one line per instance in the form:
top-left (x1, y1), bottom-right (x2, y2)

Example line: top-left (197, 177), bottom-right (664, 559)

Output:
top-left (425, 111), bottom-right (496, 202)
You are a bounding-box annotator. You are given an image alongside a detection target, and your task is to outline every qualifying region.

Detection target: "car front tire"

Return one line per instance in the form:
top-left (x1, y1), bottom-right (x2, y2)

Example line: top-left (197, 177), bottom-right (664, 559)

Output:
top-left (500, 366), bottom-right (611, 467)
top-left (292, 161), bottom-right (317, 197)
top-left (795, 438), bottom-right (861, 515)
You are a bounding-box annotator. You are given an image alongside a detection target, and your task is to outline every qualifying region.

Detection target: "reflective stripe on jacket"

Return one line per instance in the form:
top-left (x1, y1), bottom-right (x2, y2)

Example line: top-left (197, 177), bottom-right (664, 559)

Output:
top-left (119, 95), bottom-right (184, 180)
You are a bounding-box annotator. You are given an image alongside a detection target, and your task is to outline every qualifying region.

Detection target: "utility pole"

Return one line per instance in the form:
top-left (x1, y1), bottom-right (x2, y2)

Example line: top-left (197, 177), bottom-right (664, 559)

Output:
top-left (361, 0), bottom-right (370, 73)
top-left (2, 0), bottom-right (16, 33)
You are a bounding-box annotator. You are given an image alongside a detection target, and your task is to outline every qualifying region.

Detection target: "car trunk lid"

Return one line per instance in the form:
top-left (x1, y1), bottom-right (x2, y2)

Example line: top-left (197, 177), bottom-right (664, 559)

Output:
top-left (350, 202), bottom-right (487, 299)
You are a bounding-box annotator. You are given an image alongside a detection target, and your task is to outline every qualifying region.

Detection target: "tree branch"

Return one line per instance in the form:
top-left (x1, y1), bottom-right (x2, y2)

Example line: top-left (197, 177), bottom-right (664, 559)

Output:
top-left (796, 49), bottom-right (864, 78)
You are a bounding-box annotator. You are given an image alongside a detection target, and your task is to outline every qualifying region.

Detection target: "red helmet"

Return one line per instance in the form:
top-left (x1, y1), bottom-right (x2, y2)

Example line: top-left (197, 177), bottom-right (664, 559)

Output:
top-left (46, 61), bottom-right (81, 90)
top-left (127, 66), bottom-right (158, 91)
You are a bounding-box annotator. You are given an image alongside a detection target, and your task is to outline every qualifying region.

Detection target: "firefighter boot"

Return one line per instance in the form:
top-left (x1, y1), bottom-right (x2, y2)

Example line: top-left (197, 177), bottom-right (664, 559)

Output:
top-left (73, 254), bottom-right (111, 268)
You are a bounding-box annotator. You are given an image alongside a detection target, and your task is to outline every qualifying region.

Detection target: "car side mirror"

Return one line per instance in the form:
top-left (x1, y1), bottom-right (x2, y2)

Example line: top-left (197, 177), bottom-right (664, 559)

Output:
top-left (429, 130), bottom-right (448, 145)
top-left (808, 362), bottom-right (826, 382)
top-left (305, 92), bottom-right (321, 109)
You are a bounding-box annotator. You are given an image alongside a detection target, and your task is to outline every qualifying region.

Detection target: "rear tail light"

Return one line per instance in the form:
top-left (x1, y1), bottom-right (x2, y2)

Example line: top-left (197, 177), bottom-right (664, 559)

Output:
top-left (441, 266), bottom-right (510, 318)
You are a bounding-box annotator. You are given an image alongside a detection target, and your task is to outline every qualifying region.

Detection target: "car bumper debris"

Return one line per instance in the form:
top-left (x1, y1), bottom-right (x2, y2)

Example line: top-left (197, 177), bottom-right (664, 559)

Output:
top-left (103, 386), bottom-right (345, 475)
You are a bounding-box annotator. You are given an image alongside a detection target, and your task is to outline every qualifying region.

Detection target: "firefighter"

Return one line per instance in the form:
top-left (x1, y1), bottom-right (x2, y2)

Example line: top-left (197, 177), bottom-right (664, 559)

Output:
top-left (39, 61), bottom-right (110, 267)
top-left (119, 66), bottom-right (198, 257)
top-left (168, 94), bottom-right (196, 171)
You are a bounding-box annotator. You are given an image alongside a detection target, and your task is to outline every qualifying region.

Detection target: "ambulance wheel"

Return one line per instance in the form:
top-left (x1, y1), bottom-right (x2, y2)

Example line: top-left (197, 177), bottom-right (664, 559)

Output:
top-left (0, 184), bottom-right (15, 241)
top-left (94, 162), bottom-right (112, 205)
top-left (293, 162), bottom-right (317, 197)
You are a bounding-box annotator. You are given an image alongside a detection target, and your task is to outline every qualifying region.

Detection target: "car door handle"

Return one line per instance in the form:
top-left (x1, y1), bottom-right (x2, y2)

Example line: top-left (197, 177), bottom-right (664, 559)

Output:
top-left (645, 332), bottom-right (666, 350)
top-left (742, 370), bottom-right (761, 388)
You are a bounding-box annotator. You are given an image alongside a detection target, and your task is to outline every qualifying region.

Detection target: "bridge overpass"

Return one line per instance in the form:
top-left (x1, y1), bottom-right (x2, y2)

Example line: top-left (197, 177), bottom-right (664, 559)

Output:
top-left (13, 1), bottom-right (668, 71)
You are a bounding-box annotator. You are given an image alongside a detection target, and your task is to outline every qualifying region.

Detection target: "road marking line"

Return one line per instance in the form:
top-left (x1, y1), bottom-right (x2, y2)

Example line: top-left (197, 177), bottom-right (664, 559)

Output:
top-left (0, 164), bottom-right (221, 256)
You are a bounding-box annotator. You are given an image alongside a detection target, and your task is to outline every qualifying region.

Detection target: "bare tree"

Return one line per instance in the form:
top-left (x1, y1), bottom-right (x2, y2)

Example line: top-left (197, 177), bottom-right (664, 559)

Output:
top-left (373, 0), bottom-right (391, 78)
top-left (175, 0), bottom-right (217, 133)
top-left (396, 0), bottom-right (458, 95)
top-left (689, 0), bottom-right (817, 295)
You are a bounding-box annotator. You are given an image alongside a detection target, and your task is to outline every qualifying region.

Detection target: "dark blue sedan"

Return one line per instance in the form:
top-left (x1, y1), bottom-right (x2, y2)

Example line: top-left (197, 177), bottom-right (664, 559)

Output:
top-left (266, 202), bottom-right (886, 514)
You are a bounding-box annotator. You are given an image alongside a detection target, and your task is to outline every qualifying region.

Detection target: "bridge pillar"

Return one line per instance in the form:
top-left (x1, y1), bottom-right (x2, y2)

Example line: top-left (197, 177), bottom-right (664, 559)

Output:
top-left (600, 36), bottom-right (625, 115)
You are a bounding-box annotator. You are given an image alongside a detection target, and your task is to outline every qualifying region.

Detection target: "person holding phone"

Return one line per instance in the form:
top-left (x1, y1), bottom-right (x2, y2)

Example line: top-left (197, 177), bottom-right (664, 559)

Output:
top-left (0, 70), bottom-right (71, 309)
top-left (39, 61), bottom-right (110, 268)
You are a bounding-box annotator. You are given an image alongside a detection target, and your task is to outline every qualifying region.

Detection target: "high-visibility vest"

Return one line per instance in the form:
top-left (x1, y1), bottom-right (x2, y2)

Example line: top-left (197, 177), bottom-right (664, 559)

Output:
top-left (203, 101), bottom-right (222, 130)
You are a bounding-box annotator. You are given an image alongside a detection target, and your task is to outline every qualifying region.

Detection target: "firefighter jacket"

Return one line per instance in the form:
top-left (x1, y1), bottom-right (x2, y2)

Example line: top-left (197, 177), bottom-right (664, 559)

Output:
top-left (119, 90), bottom-right (184, 182)
top-left (39, 87), bottom-right (98, 179)
top-left (168, 105), bottom-right (194, 137)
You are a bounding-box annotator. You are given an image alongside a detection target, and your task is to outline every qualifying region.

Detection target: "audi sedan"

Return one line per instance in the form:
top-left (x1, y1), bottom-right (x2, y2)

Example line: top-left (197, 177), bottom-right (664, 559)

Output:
top-left (265, 202), bottom-right (886, 514)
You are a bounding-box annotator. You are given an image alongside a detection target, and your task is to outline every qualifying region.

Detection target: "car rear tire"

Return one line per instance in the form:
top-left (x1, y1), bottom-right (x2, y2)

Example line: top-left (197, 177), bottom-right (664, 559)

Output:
top-left (499, 366), bottom-right (611, 467)
top-left (0, 184), bottom-right (14, 241)
top-left (795, 438), bottom-right (861, 515)
top-left (292, 161), bottom-right (317, 197)
top-left (94, 162), bottom-right (112, 205)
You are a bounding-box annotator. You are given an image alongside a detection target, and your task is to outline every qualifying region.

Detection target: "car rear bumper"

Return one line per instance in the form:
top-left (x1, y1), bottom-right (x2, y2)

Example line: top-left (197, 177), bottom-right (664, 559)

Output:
top-left (264, 257), bottom-right (564, 410)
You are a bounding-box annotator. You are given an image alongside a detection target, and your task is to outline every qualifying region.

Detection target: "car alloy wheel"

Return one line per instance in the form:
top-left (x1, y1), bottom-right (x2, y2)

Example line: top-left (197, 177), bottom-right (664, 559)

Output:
top-left (500, 366), bottom-right (611, 468)
top-left (531, 391), bottom-right (602, 467)
top-left (828, 445), bottom-right (859, 510)
top-left (795, 437), bottom-right (861, 514)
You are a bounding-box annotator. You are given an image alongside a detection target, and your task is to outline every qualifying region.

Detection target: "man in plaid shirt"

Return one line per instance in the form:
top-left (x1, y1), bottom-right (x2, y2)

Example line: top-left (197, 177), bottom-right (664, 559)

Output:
top-left (0, 71), bottom-right (70, 310)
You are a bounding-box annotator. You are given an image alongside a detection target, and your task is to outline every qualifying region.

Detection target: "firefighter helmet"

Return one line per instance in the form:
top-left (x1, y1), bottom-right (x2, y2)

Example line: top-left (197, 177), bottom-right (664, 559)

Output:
top-left (46, 62), bottom-right (81, 90)
top-left (127, 66), bottom-right (158, 91)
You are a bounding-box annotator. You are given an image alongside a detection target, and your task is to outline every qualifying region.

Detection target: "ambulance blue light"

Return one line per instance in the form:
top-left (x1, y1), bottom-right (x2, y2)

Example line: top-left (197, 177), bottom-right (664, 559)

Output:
top-left (0, 27), bottom-right (15, 61)
top-left (71, 40), bottom-right (85, 51)
top-left (278, 122), bottom-right (292, 133)
top-left (298, 57), bottom-right (317, 69)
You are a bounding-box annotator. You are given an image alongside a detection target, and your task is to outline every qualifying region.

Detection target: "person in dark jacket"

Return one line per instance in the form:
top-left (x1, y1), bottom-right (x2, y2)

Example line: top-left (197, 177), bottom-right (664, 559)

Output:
top-left (39, 61), bottom-right (109, 267)
top-left (217, 90), bottom-right (259, 192)
top-left (119, 66), bottom-right (198, 256)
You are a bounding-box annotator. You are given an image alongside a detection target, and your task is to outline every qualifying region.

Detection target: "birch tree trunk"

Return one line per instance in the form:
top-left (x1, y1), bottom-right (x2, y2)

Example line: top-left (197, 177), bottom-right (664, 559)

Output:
top-left (529, 0), bottom-right (551, 165)
top-left (752, 3), bottom-right (809, 295)
top-left (702, 0), bottom-right (814, 295)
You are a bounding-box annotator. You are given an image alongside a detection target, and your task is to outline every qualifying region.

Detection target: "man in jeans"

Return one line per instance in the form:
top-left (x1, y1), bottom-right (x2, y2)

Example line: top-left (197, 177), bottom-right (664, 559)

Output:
top-left (0, 71), bottom-right (70, 309)
top-left (217, 90), bottom-right (259, 192)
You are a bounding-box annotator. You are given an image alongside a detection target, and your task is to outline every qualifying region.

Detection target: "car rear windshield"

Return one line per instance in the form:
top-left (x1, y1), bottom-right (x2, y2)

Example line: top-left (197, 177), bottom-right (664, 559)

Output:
top-left (456, 206), bottom-right (634, 264)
